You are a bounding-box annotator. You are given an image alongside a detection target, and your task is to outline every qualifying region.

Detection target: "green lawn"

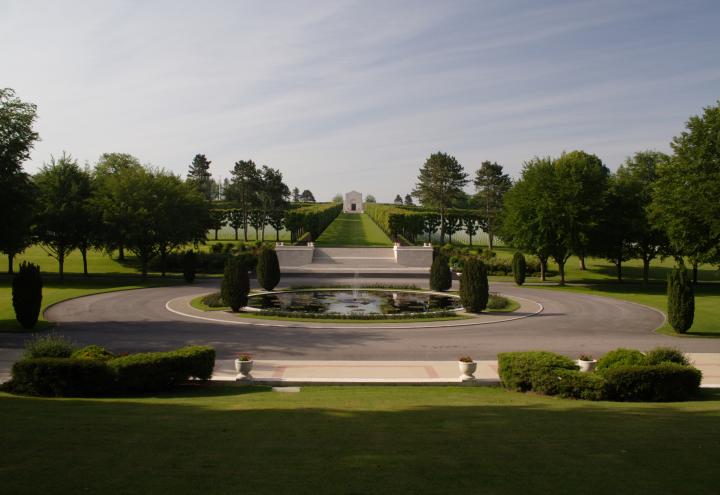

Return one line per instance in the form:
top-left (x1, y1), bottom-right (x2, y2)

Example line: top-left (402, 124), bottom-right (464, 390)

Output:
top-left (316, 213), bottom-right (393, 246)
top-left (0, 386), bottom-right (718, 494)
top-left (0, 276), bottom-right (182, 332)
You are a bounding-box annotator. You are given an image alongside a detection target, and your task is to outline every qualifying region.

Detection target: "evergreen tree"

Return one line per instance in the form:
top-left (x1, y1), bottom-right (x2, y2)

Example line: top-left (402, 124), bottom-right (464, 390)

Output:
top-left (257, 247), bottom-right (281, 291)
top-left (460, 257), bottom-right (489, 313)
top-left (300, 189), bottom-right (316, 202)
top-left (291, 187), bottom-right (301, 202)
top-left (667, 265), bottom-right (694, 333)
top-left (221, 257), bottom-right (250, 312)
top-left (512, 251), bottom-right (526, 286)
top-left (12, 261), bottom-right (43, 329)
top-left (412, 152), bottom-right (469, 243)
top-left (394, 194), bottom-right (403, 205)
top-left (187, 154), bottom-right (213, 201)
top-left (182, 250), bottom-right (197, 283)
top-left (404, 194), bottom-right (414, 206)
top-left (474, 161), bottom-right (511, 251)
top-left (429, 255), bottom-right (452, 291)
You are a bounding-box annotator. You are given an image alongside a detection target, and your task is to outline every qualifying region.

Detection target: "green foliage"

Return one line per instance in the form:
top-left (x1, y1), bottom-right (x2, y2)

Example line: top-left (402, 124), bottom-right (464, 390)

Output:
top-left (182, 250), bottom-right (197, 283)
top-left (486, 293), bottom-right (509, 310)
top-left (429, 255), bottom-right (452, 291)
top-left (530, 368), bottom-right (606, 401)
top-left (109, 346), bottom-right (215, 393)
top-left (12, 261), bottom-right (42, 329)
top-left (71, 345), bottom-right (115, 361)
top-left (596, 348), bottom-right (647, 371)
top-left (9, 358), bottom-right (115, 397)
top-left (284, 202), bottom-right (342, 241)
top-left (187, 153), bottom-right (213, 201)
top-left (474, 161), bottom-right (511, 250)
top-left (459, 257), bottom-right (489, 313)
top-left (602, 363), bottom-right (702, 402)
top-left (497, 351), bottom-right (578, 391)
top-left (256, 247), bottom-right (281, 291)
top-left (667, 265), bottom-right (694, 333)
top-left (201, 292), bottom-right (225, 307)
top-left (512, 251), bottom-right (526, 286)
top-left (221, 257), bottom-right (250, 311)
top-left (22, 334), bottom-right (76, 359)
top-left (645, 347), bottom-right (690, 366)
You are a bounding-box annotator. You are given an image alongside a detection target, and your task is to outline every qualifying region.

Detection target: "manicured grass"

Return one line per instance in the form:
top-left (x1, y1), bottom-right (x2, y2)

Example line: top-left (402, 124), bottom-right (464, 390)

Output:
top-left (1, 386), bottom-right (718, 494)
top-left (316, 213), bottom-right (393, 246)
top-left (0, 276), bottom-right (182, 332)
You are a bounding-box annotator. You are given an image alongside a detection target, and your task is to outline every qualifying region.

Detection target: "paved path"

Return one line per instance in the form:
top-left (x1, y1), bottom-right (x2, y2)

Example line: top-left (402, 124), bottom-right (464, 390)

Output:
top-left (3, 277), bottom-right (720, 363)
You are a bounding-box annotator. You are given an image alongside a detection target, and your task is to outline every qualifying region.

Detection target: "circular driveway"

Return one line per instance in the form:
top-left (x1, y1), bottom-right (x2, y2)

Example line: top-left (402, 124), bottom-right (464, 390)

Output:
top-left (5, 277), bottom-right (717, 360)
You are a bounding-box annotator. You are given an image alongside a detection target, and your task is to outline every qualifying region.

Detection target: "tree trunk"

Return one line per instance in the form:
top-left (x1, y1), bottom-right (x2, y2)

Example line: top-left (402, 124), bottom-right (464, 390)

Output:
top-left (692, 261), bottom-right (698, 284)
top-left (8, 253), bottom-right (14, 274)
top-left (439, 212), bottom-right (446, 244)
top-left (488, 228), bottom-right (494, 251)
top-left (276, 229), bottom-right (280, 242)
top-left (58, 251), bottom-right (65, 281)
top-left (141, 255), bottom-right (148, 281)
top-left (118, 243), bottom-right (125, 261)
top-left (214, 230), bottom-right (219, 240)
top-left (557, 260), bottom-right (566, 286)
top-left (642, 257), bottom-right (650, 284)
top-left (579, 256), bottom-right (586, 270)
top-left (160, 248), bottom-right (167, 277)
top-left (468, 234), bottom-right (472, 246)
top-left (540, 257), bottom-right (547, 282)
top-left (616, 257), bottom-right (622, 283)
top-left (81, 247), bottom-right (88, 276)
top-left (234, 228), bottom-right (238, 241)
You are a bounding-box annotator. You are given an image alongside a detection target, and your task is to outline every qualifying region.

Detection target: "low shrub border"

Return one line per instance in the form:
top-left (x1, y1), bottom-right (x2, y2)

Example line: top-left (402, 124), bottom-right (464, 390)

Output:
top-left (4, 345), bottom-right (215, 397)
top-left (499, 348), bottom-right (702, 402)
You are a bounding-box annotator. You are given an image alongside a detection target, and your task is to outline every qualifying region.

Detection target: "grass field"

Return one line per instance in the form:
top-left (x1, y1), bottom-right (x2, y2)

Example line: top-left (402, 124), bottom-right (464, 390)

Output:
top-left (0, 386), bottom-right (718, 494)
top-left (316, 213), bottom-right (393, 246)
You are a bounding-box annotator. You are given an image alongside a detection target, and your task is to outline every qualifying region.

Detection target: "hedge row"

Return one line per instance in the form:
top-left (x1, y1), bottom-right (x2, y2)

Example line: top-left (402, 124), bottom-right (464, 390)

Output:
top-left (498, 349), bottom-right (702, 402)
top-left (149, 249), bottom-right (258, 274)
top-left (284, 202), bottom-right (342, 241)
top-left (365, 203), bottom-right (484, 243)
top-left (7, 346), bottom-right (215, 397)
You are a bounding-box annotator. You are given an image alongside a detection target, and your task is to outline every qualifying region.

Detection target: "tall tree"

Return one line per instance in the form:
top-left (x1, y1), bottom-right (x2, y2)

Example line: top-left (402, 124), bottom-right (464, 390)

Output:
top-left (332, 193), bottom-right (343, 203)
top-left (187, 154), bottom-right (213, 201)
top-left (93, 153), bottom-right (143, 260)
top-left (291, 187), bottom-right (301, 202)
top-left (404, 194), bottom-right (414, 206)
top-left (0, 88), bottom-right (39, 273)
top-left (257, 165), bottom-right (290, 242)
top-left (34, 153), bottom-right (93, 280)
top-left (474, 161), bottom-right (511, 251)
top-left (651, 101), bottom-right (720, 282)
top-left (227, 160), bottom-right (260, 241)
top-left (614, 151), bottom-right (670, 283)
top-left (412, 152), bottom-right (468, 244)
top-left (394, 194), bottom-right (403, 205)
top-left (365, 194), bottom-right (376, 203)
top-left (300, 189), bottom-right (316, 202)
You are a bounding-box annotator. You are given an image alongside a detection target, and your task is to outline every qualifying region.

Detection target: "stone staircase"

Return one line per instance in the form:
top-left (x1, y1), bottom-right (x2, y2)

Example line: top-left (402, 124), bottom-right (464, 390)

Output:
top-left (312, 247), bottom-right (398, 268)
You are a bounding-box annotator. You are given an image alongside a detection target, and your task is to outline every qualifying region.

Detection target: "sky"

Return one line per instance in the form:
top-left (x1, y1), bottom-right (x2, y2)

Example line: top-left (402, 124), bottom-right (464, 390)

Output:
top-left (2, 0), bottom-right (719, 202)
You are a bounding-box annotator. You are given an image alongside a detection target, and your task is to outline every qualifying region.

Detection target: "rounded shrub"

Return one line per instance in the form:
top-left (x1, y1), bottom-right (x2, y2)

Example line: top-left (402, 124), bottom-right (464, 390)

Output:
top-left (23, 334), bottom-right (76, 359)
top-left (12, 261), bottom-right (43, 330)
top-left (221, 257), bottom-right (250, 312)
top-left (645, 347), bottom-right (690, 366)
top-left (9, 358), bottom-right (115, 397)
top-left (429, 255), bottom-right (452, 292)
top-left (667, 266), bottom-right (694, 333)
top-left (596, 348), bottom-right (647, 371)
top-left (256, 247), bottom-right (281, 291)
top-left (603, 363), bottom-right (701, 402)
top-left (459, 257), bottom-right (489, 313)
top-left (512, 251), bottom-right (526, 286)
top-left (182, 250), bottom-right (197, 283)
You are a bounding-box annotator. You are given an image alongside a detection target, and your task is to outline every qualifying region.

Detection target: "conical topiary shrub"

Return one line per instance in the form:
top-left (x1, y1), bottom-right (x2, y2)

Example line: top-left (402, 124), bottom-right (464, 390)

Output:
top-left (256, 247), bottom-right (281, 291)
top-left (221, 257), bottom-right (250, 312)
top-left (512, 251), bottom-right (526, 286)
top-left (667, 265), bottom-right (694, 333)
top-left (430, 255), bottom-right (452, 292)
top-left (459, 257), bottom-right (489, 313)
top-left (12, 262), bottom-right (43, 329)
top-left (182, 250), bottom-right (197, 283)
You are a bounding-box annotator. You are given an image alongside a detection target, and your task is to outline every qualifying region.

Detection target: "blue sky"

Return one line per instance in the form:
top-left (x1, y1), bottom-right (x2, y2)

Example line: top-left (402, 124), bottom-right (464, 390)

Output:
top-left (2, 0), bottom-right (719, 201)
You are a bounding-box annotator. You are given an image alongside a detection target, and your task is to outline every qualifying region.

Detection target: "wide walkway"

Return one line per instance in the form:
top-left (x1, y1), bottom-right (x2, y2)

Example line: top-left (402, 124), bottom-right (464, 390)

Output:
top-left (315, 213), bottom-right (393, 246)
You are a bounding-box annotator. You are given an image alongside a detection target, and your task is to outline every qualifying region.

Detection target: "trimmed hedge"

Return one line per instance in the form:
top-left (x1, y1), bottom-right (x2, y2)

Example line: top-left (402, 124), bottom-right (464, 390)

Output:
top-left (531, 368), bottom-right (606, 401)
top-left (596, 348), bottom-right (647, 371)
top-left (667, 266), bottom-right (694, 333)
top-left (497, 351), bottom-right (578, 391)
top-left (603, 363), bottom-right (701, 402)
top-left (257, 247), bottom-right (281, 291)
top-left (9, 358), bottom-right (115, 397)
top-left (7, 346), bottom-right (215, 397)
top-left (284, 202), bottom-right (342, 241)
top-left (71, 345), bottom-right (115, 361)
top-left (459, 257), bottom-right (489, 313)
top-left (12, 261), bottom-right (43, 330)
top-left (182, 250), bottom-right (197, 283)
top-left (429, 256), bottom-right (452, 291)
top-left (512, 251), bottom-right (526, 286)
top-left (221, 257), bottom-right (250, 311)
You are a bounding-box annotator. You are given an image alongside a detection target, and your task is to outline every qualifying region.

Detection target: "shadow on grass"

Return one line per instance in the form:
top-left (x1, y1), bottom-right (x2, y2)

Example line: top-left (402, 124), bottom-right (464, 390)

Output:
top-left (0, 386), bottom-right (719, 494)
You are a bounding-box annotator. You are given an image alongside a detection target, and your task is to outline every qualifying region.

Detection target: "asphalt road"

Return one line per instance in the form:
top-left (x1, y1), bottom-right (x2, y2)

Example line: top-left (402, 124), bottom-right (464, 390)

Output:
top-left (3, 277), bottom-right (718, 360)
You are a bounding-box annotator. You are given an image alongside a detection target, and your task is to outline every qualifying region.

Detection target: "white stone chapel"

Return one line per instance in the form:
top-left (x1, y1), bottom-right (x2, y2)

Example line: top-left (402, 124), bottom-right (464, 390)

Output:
top-left (343, 191), bottom-right (363, 213)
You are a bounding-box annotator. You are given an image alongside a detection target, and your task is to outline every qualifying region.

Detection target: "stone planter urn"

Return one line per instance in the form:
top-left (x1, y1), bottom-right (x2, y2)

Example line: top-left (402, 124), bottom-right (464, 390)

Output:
top-left (458, 360), bottom-right (477, 381)
top-left (235, 359), bottom-right (254, 379)
top-left (576, 359), bottom-right (597, 372)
